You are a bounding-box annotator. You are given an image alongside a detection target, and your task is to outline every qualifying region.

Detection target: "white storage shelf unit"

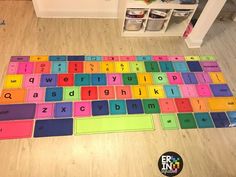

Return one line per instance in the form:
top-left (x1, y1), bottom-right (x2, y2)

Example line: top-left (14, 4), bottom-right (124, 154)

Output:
top-left (119, 0), bottom-right (198, 37)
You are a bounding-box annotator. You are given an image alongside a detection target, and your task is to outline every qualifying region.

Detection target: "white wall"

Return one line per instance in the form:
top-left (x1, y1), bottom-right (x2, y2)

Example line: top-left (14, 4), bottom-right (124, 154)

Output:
top-left (33, 0), bottom-right (119, 18)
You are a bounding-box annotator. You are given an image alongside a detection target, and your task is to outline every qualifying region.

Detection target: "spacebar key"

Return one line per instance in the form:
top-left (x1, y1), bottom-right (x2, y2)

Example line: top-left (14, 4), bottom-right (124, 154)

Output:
top-left (0, 104), bottom-right (36, 121)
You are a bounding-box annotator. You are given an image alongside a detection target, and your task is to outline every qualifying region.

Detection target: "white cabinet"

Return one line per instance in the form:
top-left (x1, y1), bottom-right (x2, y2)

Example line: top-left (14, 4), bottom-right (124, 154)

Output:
top-left (118, 0), bottom-right (198, 37)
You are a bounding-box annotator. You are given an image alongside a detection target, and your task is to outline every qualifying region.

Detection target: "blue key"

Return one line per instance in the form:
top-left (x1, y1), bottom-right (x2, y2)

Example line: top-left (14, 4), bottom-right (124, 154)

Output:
top-left (85, 56), bottom-right (102, 61)
top-left (210, 112), bottom-right (230, 128)
top-left (40, 74), bottom-right (57, 87)
top-left (75, 74), bottom-right (91, 86)
top-left (92, 100), bottom-right (109, 116)
top-left (226, 112), bottom-right (236, 126)
top-left (164, 85), bottom-right (181, 98)
top-left (49, 56), bottom-right (67, 61)
top-left (45, 87), bottom-right (63, 101)
top-left (210, 84), bottom-right (233, 97)
top-left (182, 73), bottom-right (198, 84)
top-left (34, 118), bottom-right (73, 137)
top-left (136, 56), bottom-right (152, 61)
top-left (187, 61), bottom-right (203, 72)
top-left (109, 100), bottom-right (126, 115)
top-left (52, 61), bottom-right (67, 73)
top-left (68, 55), bottom-right (85, 61)
top-left (173, 62), bottom-right (189, 72)
top-left (126, 99), bottom-right (144, 114)
top-left (91, 74), bottom-right (106, 85)
top-left (194, 113), bottom-right (214, 128)
top-left (54, 102), bottom-right (72, 118)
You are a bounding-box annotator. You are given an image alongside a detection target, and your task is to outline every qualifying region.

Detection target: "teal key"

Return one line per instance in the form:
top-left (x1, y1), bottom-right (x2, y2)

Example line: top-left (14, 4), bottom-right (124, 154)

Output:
top-left (136, 55), bottom-right (152, 61)
top-left (194, 113), bottom-right (214, 128)
top-left (52, 61), bottom-right (67, 73)
top-left (144, 61), bottom-right (160, 72)
top-left (159, 61), bottom-right (174, 72)
top-left (173, 62), bottom-right (189, 72)
top-left (75, 74), bottom-right (91, 86)
top-left (85, 56), bottom-right (102, 61)
top-left (164, 85), bottom-right (181, 98)
top-left (109, 100), bottom-right (126, 115)
top-left (49, 56), bottom-right (67, 61)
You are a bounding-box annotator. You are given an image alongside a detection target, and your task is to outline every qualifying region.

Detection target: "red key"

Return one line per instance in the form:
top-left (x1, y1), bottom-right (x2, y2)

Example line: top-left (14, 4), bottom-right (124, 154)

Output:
top-left (68, 62), bottom-right (83, 73)
top-left (81, 86), bottom-right (98, 100)
top-left (58, 74), bottom-right (74, 86)
top-left (34, 62), bottom-right (51, 74)
top-left (175, 98), bottom-right (193, 112)
top-left (0, 120), bottom-right (33, 140)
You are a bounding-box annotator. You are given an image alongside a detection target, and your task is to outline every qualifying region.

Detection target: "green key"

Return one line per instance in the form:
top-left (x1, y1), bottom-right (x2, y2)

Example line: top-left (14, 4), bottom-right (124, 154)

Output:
top-left (122, 73), bottom-right (138, 85)
top-left (143, 99), bottom-right (160, 114)
top-left (160, 114), bottom-right (179, 130)
top-left (129, 62), bottom-right (145, 72)
top-left (152, 73), bottom-right (169, 84)
top-left (74, 114), bottom-right (155, 135)
top-left (177, 113), bottom-right (197, 129)
top-left (144, 61), bottom-right (160, 72)
top-left (199, 55), bottom-right (215, 61)
top-left (64, 87), bottom-right (80, 101)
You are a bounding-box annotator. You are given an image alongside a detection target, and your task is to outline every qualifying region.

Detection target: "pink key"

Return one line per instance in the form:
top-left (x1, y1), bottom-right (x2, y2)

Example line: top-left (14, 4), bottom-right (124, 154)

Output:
top-left (23, 74), bottom-right (40, 88)
top-left (35, 103), bottom-right (54, 119)
top-left (119, 56), bottom-right (136, 61)
top-left (74, 101), bottom-right (91, 117)
top-left (18, 62), bottom-right (34, 74)
top-left (168, 56), bottom-right (184, 61)
top-left (103, 56), bottom-right (119, 61)
top-left (195, 72), bottom-right (212, 84)
top-left (200, 61), bottom-right (221, 72)
top-left (180, 85), bottom-right (198, 97)
top-left (196, 84), bottom-right (212, 97)
top-left (167, 72), bottom-right (183, 84)
top-left (7, 62), bottom-right (19, 74)
top-left (27, 88), bottom-right (45, 102)
top-left (107, 74), bottom-right (122, 85)
top-left (152, 56), bottom-right (169, 61)
top-left (0, 120), bottom-right (33, 140)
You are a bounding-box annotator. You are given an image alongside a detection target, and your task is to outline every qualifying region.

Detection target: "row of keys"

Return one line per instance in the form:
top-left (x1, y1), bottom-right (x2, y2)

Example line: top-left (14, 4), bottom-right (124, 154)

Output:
top-left (7, 61), bottom-right (221, 74)
top-left (4, 72), bottom-right (226, 89)
top-left (0, 84), bottom-right (233, 104)
top-left (0, 111), bottom-right (235, 139)
top-left (1, 98), bottom-right (236, 120)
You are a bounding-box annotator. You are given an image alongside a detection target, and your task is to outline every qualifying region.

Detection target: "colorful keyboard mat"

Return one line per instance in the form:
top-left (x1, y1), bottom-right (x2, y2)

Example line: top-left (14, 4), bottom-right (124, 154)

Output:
top-left (0, 55), bottom-right (236, 140)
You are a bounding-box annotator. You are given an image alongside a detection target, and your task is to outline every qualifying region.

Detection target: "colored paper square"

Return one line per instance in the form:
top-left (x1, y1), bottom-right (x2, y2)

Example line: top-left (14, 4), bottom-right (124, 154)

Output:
top-left (210, 112), bottom-right (230, 128)
top-left (107, 74), bottom-right (122, 85)
top-left (164, 85), bottom-right (181, 98)
top-left (200, 61), bottom-right (221, 72)
top-left (177, 113), bottom-right (197, 129)
top-left (152, 73), bottom-right (169, 84)
top-left (54, 102), bottom-right (72, 118)
top-left (187, 61), bottom-right (203, 72)
top-left (45, 87), bottom-right (63, 102)
top-left (194, 113), bottom-right (214, 128)
top-left (81, 86), bottom-right (98, 100)
top-left (63, 87), bottom-right (80, 101)
top-left (109, 100), bottom-right (127, 115)
top-left (126, 99), bottom-right (144, 114)
top-left (195, 72), bottom-right (212, 84)
top-left (116, 86), bottom-right (132, 99)
top-left (101, 62), bottom-right (115, 73)
top-left (196, 84), bottom-right (212, 97)
top-left (129, 62), bottom-right (145, 72)
top-left (74, 101), bottom-right (91, 117)
top-left (84, 56), bottom-right (102, 61)
top-left (34, 62), bottom-right (51, 74)
top-left (159, 98), bottom-right (177, 113)
top-left (40, 74), bottom-right (57, 87)
top-left (209, 72), bottom-right (226, 84)
top-left (159, 61), bottom-right (174, 72)
top-left (144, 61), bottom-right (160, 72)
top-left (23, 74), bottom-right (40, 88)
top-left (75, 74), bottom-right (90, 86)
top-left (137, 73), bottom-right (153, 85)
top-left (172, 62), bottom-right (189, 72)
top-left (91, 74), bottom-right (107, 85)
top-left (99, 86), bottom-right (115, 99)
top-left (210, 84), bottom-right (233, 97)
top-left (132, 86), bottom-right (148, 99)
top-left (167, 72), bottom-right (183, 84)
top-left (58, 74), bottom-right (74, 86)
top-left (7, 62), bottom-right (19, 74)
top-left (190, 98), bottom-right (209, 112)
top-left (4, 74), bottom-right (23, 89)
top-left (226, 112), bottom-right (236, 126)
top-left (68, 61), bottom-right (83, 73)
top-left (51, 61), bottom-right (67, 73)
top-left (175, 98), bottom-right (193, 112)
top-left (92, 100), bottom-right (109, 116)
top-left (179, 85), bottom-right (198, 98)
top-left (148, 85), bottom-right (165, 98)
top-left (27, 88), bottom-right (45, 102)
top-left (181, 73), bottom-right (198, 84)
top-left (160, 114), bottom-right (179, 130)
top-left (17, 62), bottom-right (34, 74)
top-left (136, 55), bottom-right (152, 61)
top-left (142, 99), bottom-right (160, 114)
top-left (35, 103), bottom-right (54, 119)
top-left (122, 73), bottom-right (138, 85)
top-left (0, 89), bottom-right (26, 104)
top-left (115, 62), bottom-right (130, 73)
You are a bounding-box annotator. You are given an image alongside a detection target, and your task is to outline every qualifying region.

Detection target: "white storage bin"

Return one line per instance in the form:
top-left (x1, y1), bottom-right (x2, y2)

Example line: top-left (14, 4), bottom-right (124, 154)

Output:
top-left (124, 19), bottom-right (144, 31)
top-left (146, 19), bottom-right (166, 31)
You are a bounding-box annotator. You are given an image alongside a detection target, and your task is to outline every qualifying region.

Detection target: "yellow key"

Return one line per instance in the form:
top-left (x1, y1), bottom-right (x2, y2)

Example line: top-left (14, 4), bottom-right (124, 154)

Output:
top-left (185, 56), bottom-right (200, 61)
top-left (208, 97), bottom-right (236, 111)
top-left (30, 56), bottom-right (48, 62)
top-left (4, 74), bottom-right (23, 89)
top-left (132, 86), bottom-right (148, 99)
top-left (115, 62), bottom-right (130, 73)
top-left (137, 73), bottom-right (153, 85)
top-left (101, 62), bottom-right (115, 73)
top-left (148, 85), bottom-right (165, 98)
top-left (209, 72), bottom-right (226, 84)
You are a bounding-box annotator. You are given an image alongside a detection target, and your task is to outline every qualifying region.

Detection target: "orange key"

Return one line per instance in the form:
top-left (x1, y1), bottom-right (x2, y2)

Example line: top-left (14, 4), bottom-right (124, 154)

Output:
top-left (0, 89), bottom-right (26, 104)
top-left (84, 62), bottom-right (100, 73)
top-left (208, 97), bottom-right (236, 111)
top-left (190, 98), bottom-right (209, 112)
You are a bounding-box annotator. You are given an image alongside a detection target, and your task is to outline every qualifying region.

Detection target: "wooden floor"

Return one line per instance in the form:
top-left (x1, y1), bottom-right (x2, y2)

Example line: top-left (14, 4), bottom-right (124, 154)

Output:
top-left (0, 1), bottom-right (236, 177)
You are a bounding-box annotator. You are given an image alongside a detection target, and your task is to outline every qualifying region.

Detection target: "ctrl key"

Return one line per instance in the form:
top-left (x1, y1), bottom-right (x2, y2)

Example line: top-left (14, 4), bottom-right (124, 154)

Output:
top-left (0, 120), bottom-right (34, 140)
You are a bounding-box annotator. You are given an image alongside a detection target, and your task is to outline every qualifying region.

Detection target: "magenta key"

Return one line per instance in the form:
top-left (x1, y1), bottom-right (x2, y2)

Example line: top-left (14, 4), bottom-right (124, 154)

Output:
top-left (10, 56), bottom-right (29, 62)
top-left (200, 61), bottom-right (221, 72)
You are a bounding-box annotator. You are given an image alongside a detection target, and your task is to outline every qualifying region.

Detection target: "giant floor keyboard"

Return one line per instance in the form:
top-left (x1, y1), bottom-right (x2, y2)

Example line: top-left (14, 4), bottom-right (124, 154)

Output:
top-left (0, 55), bottom-right (236, 140)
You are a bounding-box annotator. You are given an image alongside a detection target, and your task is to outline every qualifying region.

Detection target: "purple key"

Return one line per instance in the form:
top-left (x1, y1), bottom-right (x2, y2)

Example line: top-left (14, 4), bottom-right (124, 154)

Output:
top-left (0, 104), bottom-right (36, 121)
top-left (200, 61), bottom-right (221, 72)
top-left (182, 73), bottom-right (198, 84)
top-left (54, 102), bottom-right (72, 118)
top-left (10, 56), bottom-right (29, 62)
top-left (210, 112), bottom-right (230, 128)
top-left (210, 84), bottom-right (233, 97)
top-left (40, 74), bottom-right (57, 87)
top-left (195, 72), bottom-right (212, 83)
